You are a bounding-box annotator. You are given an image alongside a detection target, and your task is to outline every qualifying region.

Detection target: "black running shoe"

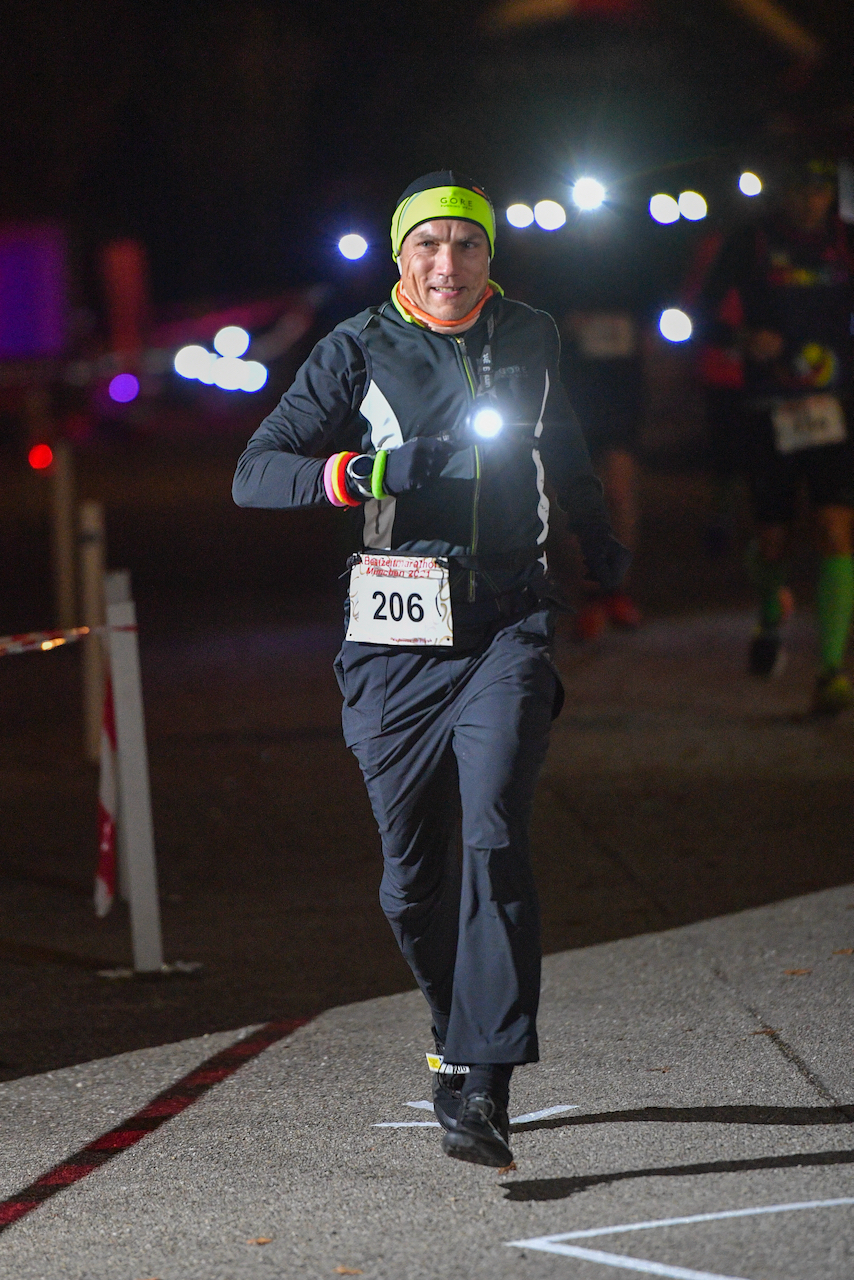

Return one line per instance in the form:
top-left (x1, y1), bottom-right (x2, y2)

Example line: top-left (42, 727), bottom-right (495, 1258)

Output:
top-left (427, 1046), bottom-right (467, 1131)
top-left (441, 1093), bottom-right (514, 1167)
top-left (748, 628), bottom-right (786, 677)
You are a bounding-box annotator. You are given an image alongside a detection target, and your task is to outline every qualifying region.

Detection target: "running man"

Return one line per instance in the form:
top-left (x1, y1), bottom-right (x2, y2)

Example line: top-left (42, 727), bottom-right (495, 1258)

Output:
top-left (701, 156), bottom-right (854, 712)
top-left (233, 172), bottom-right (628, 1166)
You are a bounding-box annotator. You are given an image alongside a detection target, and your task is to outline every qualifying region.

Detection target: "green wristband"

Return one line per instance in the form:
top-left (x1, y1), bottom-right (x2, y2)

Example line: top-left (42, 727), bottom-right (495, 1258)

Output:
top-left (371, 449), bottom-right (389, 501)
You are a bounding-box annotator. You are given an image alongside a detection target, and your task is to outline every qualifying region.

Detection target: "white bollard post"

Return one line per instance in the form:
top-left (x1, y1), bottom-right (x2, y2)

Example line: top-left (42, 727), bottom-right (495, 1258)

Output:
top-left (79, 501), bottom-right (106, 763)
top-left (105, 571), bottom-right (164, 973)
top-left (105, 572), bottom-right (131, 902)
top-left (50, 441), bottom-right (76, 631)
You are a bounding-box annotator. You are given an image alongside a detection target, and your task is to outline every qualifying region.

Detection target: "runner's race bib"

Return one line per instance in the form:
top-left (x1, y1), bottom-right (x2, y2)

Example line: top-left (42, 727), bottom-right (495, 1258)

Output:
top-left (346, 554), bottom-right (453, 646)
top-left (772, 394), bottom-right (847, 454)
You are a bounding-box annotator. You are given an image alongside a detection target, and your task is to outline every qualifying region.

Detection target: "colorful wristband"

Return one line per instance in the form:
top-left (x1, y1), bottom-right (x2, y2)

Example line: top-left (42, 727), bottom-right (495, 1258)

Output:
top-left (332, 451), bottom-right (359, 506)
top-left (323, 453), bottom-right (347, 507)
top-left (323, 452), bottom-right (360, 507)
top-left (371, 449), bottom-right (389, 501)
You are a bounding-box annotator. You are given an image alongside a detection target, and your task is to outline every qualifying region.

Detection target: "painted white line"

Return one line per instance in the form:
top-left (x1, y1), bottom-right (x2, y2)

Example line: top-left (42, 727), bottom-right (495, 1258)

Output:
top-left (509, 1242), bottom-right (745, 1280)
top-left (508, 1198), bottom-right (854, 1279)
top-left (511, 1104), bottom-right (579, 1125)
top-left (373, 1121), bottom-right (440, 1128)
top-left (374, 1100), bottom-right (579, 1129)
top-left (525, 1197), bottom-right (854, 1241)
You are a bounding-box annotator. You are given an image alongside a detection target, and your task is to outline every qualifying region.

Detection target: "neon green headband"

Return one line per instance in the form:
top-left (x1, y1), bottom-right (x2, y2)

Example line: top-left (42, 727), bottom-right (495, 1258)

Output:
top-left (390, 186), bottom-right (496, 260)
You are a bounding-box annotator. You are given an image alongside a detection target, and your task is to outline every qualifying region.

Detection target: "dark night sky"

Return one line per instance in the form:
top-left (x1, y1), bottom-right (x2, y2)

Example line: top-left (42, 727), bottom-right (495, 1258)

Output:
top-left (2, 0), bottom-right (853, 314)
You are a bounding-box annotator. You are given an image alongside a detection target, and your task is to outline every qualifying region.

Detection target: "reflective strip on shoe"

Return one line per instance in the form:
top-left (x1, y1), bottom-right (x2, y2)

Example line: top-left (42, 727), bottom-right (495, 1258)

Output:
top-left (426, 1052), bottom-right (469, 1075)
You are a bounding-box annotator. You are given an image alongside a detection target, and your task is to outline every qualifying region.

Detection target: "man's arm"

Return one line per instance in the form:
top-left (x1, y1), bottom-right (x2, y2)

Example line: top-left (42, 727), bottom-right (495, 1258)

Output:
top-left (232, 329), bottom-right (369, 508)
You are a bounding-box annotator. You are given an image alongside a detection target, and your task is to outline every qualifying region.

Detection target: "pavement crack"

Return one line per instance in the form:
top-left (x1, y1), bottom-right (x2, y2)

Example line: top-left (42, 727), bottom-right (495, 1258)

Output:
top-left (711, 962), bottom-right (854, 1121)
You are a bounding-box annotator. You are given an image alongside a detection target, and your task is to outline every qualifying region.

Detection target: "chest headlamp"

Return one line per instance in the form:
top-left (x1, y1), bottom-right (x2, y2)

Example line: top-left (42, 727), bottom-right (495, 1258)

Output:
top-left (471, 404), bottom-right (504, 438)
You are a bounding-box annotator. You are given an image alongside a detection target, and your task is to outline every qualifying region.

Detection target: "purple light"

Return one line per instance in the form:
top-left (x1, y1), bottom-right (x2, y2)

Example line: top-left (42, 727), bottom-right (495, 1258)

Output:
top-left (108, 373), bottom-right (139, 403)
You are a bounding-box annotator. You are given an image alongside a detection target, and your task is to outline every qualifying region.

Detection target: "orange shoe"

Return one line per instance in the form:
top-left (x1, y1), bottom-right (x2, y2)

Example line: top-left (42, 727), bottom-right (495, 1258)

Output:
top-left (603, 591), bottom-right (642, 630)
top-left (573, 601), bottom-right (608, 642)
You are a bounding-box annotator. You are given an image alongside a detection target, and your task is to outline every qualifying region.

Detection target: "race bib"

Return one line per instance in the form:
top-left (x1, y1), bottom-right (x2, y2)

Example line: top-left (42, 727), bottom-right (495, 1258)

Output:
top-left (772, 395), bottom-right (847, 454)
top-left (346, 554), bottom-right (453, 646)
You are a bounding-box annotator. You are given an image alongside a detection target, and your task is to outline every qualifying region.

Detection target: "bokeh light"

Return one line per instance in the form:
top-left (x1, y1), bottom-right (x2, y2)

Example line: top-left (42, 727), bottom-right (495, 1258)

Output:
top-left (108, 373), bottom-right (140, 403)
top-left (534, 200), bottom-right (566, 230)
top-left (174, 345), bottom-right (213, 379)
top-left (28, 443), bottom-right (53, 470)
top-left (238, 360), bottom-right (268, 392)
top-left (506, 203), bottom-right (534, 228)
top-left (338, 234), bottom-right (368, 260)
top-left (214, 326), bottom-right (250, 358)
top-left (211, 357), bottom-right (246, 390)
top-left (678, 191), bottom-right (708, 221)
top-left (659, 308), bottom-right (693, 342)
top-left (649, 194), bottom-right (680, 224)
top-left (572, 177), bottom-right (606, 211)
top-left (739, 171), bottom-right (762, 196)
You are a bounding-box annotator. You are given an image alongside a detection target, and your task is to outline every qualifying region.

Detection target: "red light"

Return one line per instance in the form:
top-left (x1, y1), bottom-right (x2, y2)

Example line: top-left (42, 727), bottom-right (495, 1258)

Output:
top-left (28, 443), bottom-right (54, 470)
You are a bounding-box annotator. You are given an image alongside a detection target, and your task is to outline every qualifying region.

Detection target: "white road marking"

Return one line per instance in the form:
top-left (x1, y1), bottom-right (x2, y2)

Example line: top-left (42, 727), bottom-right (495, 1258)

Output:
top-left (509, 1242), bottom-right (745, 1279)
top-left (374, 1101), bottom-right (579, 1129)
top-left (373, 1121), bottom-right (440, 1128)
top-left (511, 1104), bottom-right (580, 1125)
top-left (521, 1197), bottom-right (854, 1241)
top-left (507, 1198), bottom-right (854, 1279)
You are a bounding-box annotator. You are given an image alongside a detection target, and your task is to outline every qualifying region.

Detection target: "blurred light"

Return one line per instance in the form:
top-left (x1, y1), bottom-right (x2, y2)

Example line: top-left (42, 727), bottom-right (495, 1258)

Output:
top-left (174, 345), bottom-right (212, 379)
top-left (472, 407), bottom-right (503, 438)
top-left (212, 357), bottom-right (246, 390)
top-left (678, 191), bottom-right (707, 221)
top-left (649, 193), bottom-right (680, 224)
top-left (338, 234), bottom-right (368, 260)
top-left (572, 177), bottom-right (606, 211)
top-left (506, 203), bottom-right (534, 228)
top-left (108, 373), bottom-right (139, 403)
top-left (739, 171), bottom-right (762, 196)
top-left (238, 360), bottom-right (268, 393)
top-left (534, 200), bottom-right (566, 230)
top-left (659, 308), bottom-right (693, 342)
top-left (28, 442), bottom-right (53, 470)
top-left (214, 326), bottom-right (250, 358)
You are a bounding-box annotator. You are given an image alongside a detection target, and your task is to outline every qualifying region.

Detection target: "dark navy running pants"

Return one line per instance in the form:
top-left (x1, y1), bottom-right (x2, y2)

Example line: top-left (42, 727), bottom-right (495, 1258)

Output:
top-left (335, 608), bottom-right (560, 1064)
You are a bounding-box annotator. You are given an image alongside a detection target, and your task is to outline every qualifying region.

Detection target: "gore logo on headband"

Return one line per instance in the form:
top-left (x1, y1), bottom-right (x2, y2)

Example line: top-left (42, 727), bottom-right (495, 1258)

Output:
top-left (391, 182), bottom-right (496, 259)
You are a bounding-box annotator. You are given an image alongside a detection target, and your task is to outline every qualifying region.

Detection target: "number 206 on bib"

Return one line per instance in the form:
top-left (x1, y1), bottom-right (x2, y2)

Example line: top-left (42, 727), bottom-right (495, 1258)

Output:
top-left (346, 554), bottom-right (454, 646)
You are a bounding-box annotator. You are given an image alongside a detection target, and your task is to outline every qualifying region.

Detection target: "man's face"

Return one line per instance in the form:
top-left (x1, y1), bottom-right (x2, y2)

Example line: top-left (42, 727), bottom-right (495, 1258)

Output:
top-left (398, 219), bottom-right (490, 322)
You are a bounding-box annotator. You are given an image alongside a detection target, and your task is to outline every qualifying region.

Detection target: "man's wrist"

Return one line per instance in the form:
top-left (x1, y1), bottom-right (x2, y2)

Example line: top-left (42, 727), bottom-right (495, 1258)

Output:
top-left (323, 451), bottom-right (361, 507)
top-left (345, 453), bottom-right (375, 502)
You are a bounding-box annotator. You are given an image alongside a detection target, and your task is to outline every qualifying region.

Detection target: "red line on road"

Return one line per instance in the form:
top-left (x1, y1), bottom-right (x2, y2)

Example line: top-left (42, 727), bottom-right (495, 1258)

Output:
top-left (0, 1019), bottom-right (308, 1233)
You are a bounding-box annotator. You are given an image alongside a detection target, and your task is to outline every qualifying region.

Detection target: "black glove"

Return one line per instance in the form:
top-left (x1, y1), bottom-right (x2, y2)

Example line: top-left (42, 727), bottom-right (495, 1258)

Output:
top-left (383, 437), bottom-right (453, 496)
top-left (574, 522), bottom-right (632, 592)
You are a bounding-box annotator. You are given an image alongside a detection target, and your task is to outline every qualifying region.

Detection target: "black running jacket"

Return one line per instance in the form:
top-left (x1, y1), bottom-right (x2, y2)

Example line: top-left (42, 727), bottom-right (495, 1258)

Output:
top-left (233, 291), bottom-right (607, 561)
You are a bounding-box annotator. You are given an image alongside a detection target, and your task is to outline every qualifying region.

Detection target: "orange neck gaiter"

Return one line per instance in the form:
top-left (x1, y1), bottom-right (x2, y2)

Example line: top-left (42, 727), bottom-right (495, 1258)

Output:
top-left (395, 281), bottom-right (493, 333)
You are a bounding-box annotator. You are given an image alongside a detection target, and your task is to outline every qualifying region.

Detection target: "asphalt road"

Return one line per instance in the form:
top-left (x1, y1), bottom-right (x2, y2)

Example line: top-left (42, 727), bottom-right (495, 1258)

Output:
top-left (0, 884), bottom-right (851, 1279)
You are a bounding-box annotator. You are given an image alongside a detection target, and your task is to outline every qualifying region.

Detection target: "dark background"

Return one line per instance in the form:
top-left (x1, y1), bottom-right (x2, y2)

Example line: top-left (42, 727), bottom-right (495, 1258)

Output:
top-left (3, 0), bottom-right (853, 316)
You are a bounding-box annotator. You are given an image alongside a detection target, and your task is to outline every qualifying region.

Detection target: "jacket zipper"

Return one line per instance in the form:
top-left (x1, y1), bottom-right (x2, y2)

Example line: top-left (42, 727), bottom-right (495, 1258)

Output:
top-left (454, 337), bottom-right (481, 602)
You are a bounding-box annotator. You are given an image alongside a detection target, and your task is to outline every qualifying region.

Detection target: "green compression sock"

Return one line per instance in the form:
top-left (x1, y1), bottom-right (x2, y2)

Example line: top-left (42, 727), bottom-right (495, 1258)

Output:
top-left (817, 554), bottom-right (854, 673)
top-left (744, 540), bottom-right (787, 630)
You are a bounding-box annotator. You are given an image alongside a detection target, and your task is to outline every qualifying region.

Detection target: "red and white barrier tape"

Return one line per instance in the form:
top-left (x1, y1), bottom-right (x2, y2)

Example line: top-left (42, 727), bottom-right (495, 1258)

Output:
top-left (0, 623), bottom-right (137, 658)
top-left (0, 626), bottom-right (91, 657)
